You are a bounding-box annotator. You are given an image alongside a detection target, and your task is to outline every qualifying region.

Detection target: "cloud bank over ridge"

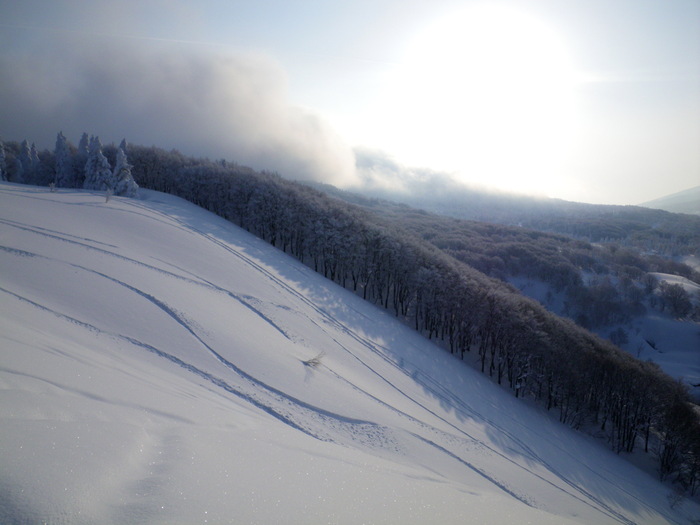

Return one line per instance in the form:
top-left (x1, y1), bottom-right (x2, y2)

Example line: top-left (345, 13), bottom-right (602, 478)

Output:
top-left (0, 37), bottom-right (357, 186)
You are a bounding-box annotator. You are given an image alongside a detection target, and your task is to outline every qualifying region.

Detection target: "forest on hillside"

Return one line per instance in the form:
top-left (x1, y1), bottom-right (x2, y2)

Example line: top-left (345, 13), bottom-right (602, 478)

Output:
top-left (355, 183), bottom-right (700, 256)
top-left (2, 133), bottom-right (699, 496)
top-left (310, 186), bottom-right (700, 331)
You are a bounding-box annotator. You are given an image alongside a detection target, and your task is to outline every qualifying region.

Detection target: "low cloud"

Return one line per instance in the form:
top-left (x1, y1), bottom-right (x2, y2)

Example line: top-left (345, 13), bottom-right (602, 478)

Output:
top-left (0, 36), bottom-right (357, 186)
top-left (353, 147), bottom-right (471, 197)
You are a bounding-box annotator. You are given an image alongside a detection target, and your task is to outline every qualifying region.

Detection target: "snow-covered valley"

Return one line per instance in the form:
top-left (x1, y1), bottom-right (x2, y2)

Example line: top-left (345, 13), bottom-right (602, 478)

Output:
top-left (1, 182), bottom-right (698, 524)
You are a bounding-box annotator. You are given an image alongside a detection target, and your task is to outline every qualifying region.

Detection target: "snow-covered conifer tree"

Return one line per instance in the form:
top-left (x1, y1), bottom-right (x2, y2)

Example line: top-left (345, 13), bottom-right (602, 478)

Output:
top-left (74, 132), bottom-right (90, 186)
top-left (0, 140), bottom-right (6, 181)
top-left (83, 136), bottom-right (114, 191)
top-left (119, 138), bottom-right (128, 153)
top-left (19, 142), bottom-right (41, 184)
top-left (14, 158), bottom-right (25, 183)
top-left (54, 132), bottom-right (76, 187)
top-left (78, 133), bottom-right (90, 157)
top-left (113, 147), bottom-right (139, 198)
top-left (30, 143), bottom-right (40, 171)
top-left (13, 140), bottom-right (32, 183)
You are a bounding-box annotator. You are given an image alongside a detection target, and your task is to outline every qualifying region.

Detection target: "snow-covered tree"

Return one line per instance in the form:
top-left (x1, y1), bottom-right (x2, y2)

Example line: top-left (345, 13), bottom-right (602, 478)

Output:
top-left (74, 132), bottom-right (90, 186)
top-left (112, 147), bottom-right (139, 198)
top-left (15, 142), bottom-right (42, 184)
top-left (30, 143), bottom-right (40, 171)
top-left (78, 133), bottom-right (90, 157)
top-left (13, 140), bottom-right (32, 183)
top-left (14, 158), bottom-right (25, 183)
top-left (659, 281), bottom-right (692, 318)
top-left (0, 140), bottom-right (6, 181)
top-left (119, 138), bottom-right (128, 154)
top-left (54, 132), bottom-right (75, 187)
top-left (83, 136), bottom-right (114, 191)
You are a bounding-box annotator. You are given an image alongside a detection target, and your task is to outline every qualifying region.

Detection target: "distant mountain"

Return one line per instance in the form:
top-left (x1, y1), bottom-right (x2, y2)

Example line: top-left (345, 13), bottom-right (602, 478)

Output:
top-left (311, 181), bottom-right (700, 256)
top-left (348, 149), bottom-right (700, 252)
top-left (641, 186), bottom-right (700, 215)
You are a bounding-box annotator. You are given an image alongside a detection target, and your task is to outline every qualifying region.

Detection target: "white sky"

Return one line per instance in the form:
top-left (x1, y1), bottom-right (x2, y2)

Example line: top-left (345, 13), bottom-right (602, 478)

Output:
top-left (1, 0), bottom-right (698, 204)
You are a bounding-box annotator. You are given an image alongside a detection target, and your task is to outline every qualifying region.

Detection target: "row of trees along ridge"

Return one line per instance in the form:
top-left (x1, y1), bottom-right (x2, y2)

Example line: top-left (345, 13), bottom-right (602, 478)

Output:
top-left (0, 133), bottom-right (138, 197)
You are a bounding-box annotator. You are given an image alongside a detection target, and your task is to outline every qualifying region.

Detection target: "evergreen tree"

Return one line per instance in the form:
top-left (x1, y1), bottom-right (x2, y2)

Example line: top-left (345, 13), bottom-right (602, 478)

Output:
top-left (14, 158), bottom-right (24, 183)
top-left (113, 147), bottom-right (139, 197)
top-left (83, 136), bottom-right (114, 191)
top-left (54, 132), bottom-right (75, 187)
top-left (74, 132), bottom-right (90, 186)
top-left (30, 142), bottom-right (40, 171)
top-left (18, 142), bottom-right (41, 184)
top-left (78, 133), bottom-right (90, 157)
top-left (14, 140), bottom-right (32, 183)
top-left (0, 140), bottom-right (6, 182)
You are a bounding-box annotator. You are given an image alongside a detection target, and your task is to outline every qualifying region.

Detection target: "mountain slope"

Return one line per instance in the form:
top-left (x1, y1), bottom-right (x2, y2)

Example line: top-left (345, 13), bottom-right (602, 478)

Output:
top-left (317, 178), bottom-right (700, 255)
top-left (1, 183), bottom-right (697, 524)
top-left (641, 186), bottom-right (700, 215)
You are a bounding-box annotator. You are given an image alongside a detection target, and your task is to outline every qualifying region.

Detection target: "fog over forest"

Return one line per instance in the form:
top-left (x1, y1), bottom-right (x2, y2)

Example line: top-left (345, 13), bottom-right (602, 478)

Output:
top-left (0, 40), bottom-right (359, 187)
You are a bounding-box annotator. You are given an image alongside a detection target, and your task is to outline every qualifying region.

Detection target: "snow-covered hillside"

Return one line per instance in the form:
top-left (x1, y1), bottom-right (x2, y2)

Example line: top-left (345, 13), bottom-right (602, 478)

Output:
top-left (508, 272), bottom-right (700, 401)
top-left (641, 186), bottom-right (700, 215)
top-left (1, 183), bottom-right (698, 524)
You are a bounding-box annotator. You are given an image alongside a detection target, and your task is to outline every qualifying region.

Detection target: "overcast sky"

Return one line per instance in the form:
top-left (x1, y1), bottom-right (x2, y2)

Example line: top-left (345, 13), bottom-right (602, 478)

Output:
top-left (1, 0), bottom-right (698, 204)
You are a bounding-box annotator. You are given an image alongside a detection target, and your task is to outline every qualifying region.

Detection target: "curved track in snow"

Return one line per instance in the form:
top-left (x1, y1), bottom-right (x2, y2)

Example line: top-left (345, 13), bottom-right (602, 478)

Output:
top-left (1, 184), bottom-right (695, 525)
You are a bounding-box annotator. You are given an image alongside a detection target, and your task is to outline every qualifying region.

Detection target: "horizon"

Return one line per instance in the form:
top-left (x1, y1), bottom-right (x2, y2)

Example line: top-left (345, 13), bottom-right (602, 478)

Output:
top-left (1, 0), bottom-right (698, 206)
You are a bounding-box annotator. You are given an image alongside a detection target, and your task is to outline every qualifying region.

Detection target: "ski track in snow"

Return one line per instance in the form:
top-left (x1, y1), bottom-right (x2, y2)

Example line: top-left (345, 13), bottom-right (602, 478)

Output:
top-left (1, 187), bottom-right (690, 524)
top-left (1, 207), bottom-right (540, 510)
top-left (0, 238), bottom-right (641, 522)
top-left (0, 284), bottom-right (390, 448)
top-left (174, 235), bottom-right (640, 521)
top-left (0, 218), bottom-right (204, 286)
top-left (0, 367), bottom-right (195, 425)
top-left (119, 198), bottom-right (653, 523)
top-left (144, 198), bottom-right (689, 524)
top-left (0, 219), bottom-right (385, 447)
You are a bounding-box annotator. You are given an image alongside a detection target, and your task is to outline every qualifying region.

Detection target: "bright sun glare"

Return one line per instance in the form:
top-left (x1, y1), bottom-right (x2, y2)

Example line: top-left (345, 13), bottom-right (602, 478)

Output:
top-left (373, 5), bottom-right (580, 195)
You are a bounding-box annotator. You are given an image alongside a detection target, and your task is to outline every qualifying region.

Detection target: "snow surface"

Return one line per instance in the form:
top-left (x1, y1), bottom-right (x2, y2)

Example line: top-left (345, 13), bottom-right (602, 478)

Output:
top-left (651, 272), bottom-right (700, 299)
top-left (684, 255), bottom-right (700, 274)
top-left (1, 182), bottom-right (699, 524)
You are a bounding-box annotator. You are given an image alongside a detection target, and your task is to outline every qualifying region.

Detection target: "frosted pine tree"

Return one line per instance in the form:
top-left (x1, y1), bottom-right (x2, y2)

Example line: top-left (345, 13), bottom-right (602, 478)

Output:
top-left (16, 142), bottom-right (42, 185)
top-left (30, 143), bottom-right (40, 171)
top-left (14, 140), bottom-right (32, 183)
top-left (74, 132), bottom-right (90, 186)
top-left (0, 140), bottom-right (6, 181)
top-left (83, 136), bottom-right (114, 191)
top-left (54, 132), bottom-right (76, 187)
top-left (14, 158), bottom-right (25, 183)
top-left (78, 133), bottom-right (90, 157)
top-left (113, 147), bottom-right (139, 198)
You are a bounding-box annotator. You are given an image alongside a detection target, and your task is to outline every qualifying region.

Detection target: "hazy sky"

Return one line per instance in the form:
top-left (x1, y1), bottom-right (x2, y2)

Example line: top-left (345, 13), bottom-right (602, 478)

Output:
top-left (1, 0), bottom-right (698, 204)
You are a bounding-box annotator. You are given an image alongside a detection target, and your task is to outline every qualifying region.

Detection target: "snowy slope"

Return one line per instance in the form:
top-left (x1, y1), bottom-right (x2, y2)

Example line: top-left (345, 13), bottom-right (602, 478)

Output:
top-left (641, 186), bottom-right (700, 215)
top-left (1, 183), bottom-right (698, 524)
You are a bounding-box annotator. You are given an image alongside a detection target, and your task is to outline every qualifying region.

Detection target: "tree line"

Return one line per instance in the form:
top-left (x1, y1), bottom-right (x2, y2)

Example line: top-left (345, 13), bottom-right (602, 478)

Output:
top-left (2, 134), bottom-right (699, 495)
top-left (0, 133), bottom-right (138, 197)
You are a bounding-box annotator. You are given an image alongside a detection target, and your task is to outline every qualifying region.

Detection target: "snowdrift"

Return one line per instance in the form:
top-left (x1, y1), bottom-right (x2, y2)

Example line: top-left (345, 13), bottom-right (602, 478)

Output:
top-left (1, 183), bottom-right (697, 524)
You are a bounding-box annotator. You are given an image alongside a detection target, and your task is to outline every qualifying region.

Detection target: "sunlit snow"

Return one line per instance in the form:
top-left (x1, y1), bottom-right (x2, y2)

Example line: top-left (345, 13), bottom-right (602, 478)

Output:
top-left (1, 183), bottom-right (697, 524)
